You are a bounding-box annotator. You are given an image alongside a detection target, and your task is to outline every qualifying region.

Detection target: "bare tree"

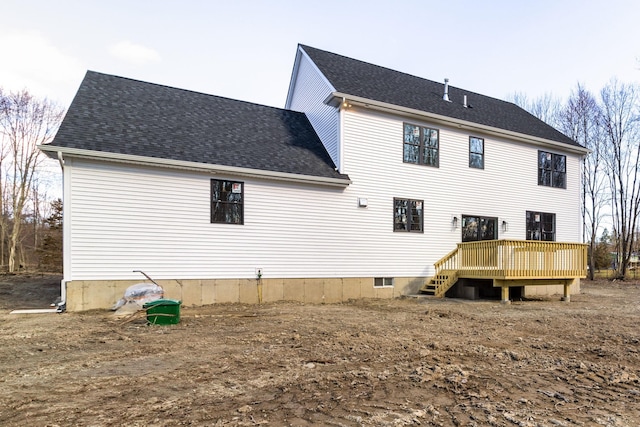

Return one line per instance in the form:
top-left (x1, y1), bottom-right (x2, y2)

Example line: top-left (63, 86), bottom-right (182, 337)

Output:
top-left (38, 198), bottom-right (63, 272)
top-left (508, 91), bottom-right (563, 128)
top-left (600, 79), bottom-right (640, 279)
top-left (0, 88), bottom-right (64, 272)
top-left (558, 84), bottom-right (607, 279)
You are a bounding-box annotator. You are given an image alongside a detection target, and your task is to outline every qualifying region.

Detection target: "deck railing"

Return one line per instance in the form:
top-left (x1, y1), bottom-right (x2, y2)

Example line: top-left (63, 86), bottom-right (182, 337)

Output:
top-left (435, 240), bottom-right (587, 280)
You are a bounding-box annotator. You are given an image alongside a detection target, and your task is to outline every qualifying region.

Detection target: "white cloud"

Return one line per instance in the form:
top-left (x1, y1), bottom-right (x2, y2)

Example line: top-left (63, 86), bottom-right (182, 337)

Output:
top-left (109, 41), bottom-right (161, 66)
top-left (0, 30), bottom-right (85, 106)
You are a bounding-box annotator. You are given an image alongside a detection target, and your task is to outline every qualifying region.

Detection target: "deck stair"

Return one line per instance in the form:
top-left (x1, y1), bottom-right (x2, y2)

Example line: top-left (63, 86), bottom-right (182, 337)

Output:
top-left (419, 269), bottom-right (458, 297)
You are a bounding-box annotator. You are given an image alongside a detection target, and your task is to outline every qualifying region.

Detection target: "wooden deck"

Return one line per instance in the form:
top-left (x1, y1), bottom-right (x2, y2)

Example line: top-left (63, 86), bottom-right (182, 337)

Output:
top-left (420, 240), bottom-right (588, 302)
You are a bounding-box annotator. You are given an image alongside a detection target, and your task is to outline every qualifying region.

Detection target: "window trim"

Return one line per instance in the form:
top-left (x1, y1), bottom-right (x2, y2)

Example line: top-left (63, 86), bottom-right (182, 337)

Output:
top-left (469, 136), bottom-right (484, 169)
top-left (538, 150), bottom-right (566, 189)
top-left (403, 123), bottom-right (440, 167)
top-left (393, 198), bottom-right (424, 233)
top-left (210, 179), bottom-right (244, 225)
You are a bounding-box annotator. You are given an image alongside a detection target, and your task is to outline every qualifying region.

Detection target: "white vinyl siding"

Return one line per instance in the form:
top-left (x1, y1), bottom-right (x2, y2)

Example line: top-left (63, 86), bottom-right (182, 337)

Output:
top-left (64, 158), bottom-right (409, 281)
top-left (338, 107), bottom-right (582, 276)
top-left (62, 108), bottom-right (582, 283)
top-left (287, 51), bottom-right (340, 168)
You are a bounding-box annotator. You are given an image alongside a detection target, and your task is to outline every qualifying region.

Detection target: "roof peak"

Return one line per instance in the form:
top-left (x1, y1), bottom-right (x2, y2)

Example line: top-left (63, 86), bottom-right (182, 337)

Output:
top-left (297, 45), bottom-right (511, 105)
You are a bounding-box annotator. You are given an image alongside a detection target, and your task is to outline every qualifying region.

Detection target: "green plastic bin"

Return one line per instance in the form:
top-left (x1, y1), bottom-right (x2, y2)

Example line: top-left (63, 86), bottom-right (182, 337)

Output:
top-left (143, 299), bottom-right (181, 325)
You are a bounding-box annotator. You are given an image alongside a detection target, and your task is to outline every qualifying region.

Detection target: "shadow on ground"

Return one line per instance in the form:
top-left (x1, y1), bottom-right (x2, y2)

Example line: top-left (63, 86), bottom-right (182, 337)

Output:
top-left (0, 274), bottom-right (62, 310)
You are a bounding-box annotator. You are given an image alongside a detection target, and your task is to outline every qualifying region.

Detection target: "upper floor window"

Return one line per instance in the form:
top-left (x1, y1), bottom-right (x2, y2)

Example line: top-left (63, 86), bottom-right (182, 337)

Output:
top-left (403, 123), bottom-right (439, 167)
top-left (526, 211), bottom-right (555, 241)
top-left (538, 151), bottom-right (566, 188)
top-left (394, 198), bottom-right (424, 232)
top-left (211, 179), bottom-right (243, 224)
top-left (469, 137), bottom-right (484, 169)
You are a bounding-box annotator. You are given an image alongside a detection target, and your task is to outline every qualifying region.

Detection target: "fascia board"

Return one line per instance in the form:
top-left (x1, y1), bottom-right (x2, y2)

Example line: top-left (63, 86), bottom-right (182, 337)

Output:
top-left (38, 145), bottom-right (351, 188)
top-left (284, 47), bottom-right (303, 109)
top-left (330, 92), bottom-right (591, 156)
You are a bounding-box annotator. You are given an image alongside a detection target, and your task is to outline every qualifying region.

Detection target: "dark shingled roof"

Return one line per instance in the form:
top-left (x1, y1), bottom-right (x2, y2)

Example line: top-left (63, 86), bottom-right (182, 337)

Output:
top-left (300, 45), bottom-right (581, 148)
top-left (46, 71), bottom-right (346, 180)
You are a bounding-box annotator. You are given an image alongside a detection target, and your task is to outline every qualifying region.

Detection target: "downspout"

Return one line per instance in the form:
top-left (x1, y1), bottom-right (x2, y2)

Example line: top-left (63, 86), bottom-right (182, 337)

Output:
top-left (56, 152), bottom-right (66, 312)
top-left (338, 97), bottom-right (347, 173)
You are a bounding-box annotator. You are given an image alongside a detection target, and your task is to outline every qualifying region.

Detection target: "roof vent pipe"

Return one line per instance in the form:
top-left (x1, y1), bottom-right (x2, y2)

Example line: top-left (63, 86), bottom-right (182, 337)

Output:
top-left (463, 95), bottom-right (468, 108)
top-left (443, 78), bottom-right (451, 102)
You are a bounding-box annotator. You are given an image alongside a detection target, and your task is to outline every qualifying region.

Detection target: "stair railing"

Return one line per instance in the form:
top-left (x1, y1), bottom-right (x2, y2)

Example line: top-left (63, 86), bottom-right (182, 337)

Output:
top-left (433, 246), bottom-right (459, 276)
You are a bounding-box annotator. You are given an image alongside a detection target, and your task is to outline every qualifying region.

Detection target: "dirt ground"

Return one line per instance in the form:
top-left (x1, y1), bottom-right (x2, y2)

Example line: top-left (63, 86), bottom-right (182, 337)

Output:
top-left (0, 276), bottom-right (639, 426)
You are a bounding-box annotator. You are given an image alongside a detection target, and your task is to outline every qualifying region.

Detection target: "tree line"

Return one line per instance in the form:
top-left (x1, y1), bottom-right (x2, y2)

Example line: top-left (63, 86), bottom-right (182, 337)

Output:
top-left (510, 79), bottom-right (640, 280)
top-left (0, 88), bottom-right (63, 273)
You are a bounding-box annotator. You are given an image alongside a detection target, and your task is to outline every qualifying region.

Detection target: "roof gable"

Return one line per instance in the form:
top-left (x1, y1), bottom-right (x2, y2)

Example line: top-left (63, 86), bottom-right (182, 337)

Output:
top-left (299, 45), bottom-right (580, 148)
top-left (45, 71), bottom-right (346, 181)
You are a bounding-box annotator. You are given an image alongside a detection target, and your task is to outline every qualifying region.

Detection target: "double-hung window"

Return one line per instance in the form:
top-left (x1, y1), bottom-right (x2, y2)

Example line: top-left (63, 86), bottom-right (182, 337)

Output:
top-left (403, 123), bottom-right (439, 167)
top-left (211, 179), bottom-right (243, 224)
top-left (394, 198), bottom-right (424, 232)
top-left (538, 151), bottom-right (566, 188)
top-left (469, 137), bottom-right (484, 169)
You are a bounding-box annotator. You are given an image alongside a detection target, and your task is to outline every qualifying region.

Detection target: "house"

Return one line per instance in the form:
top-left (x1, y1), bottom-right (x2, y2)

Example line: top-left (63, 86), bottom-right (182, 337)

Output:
top-left (40, 45), bottom-right (589, 311)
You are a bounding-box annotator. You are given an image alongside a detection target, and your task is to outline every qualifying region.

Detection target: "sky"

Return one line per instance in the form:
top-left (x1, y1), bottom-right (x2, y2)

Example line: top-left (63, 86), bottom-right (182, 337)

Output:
top-left (1, 0), bottom-right (639, 113)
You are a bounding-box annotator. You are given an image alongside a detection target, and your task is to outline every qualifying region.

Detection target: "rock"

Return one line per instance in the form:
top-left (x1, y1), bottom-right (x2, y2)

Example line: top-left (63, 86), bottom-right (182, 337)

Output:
top-left (237, 405), bottom-right (252, 413)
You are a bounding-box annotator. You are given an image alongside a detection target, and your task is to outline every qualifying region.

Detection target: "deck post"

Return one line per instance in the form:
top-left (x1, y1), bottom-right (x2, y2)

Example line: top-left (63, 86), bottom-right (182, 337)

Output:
top-left (501, 286), bottom-right (510, 305)
top-left (561, 280), bottom-right (571, 302)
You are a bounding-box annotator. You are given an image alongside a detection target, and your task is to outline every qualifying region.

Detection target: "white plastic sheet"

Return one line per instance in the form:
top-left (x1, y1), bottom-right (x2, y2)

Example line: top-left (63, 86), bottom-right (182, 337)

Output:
top-left (111, 282), bottom-right (164, 310)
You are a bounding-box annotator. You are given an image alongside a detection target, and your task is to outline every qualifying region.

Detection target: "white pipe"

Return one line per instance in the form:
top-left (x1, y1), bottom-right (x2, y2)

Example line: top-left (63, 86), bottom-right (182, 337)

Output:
top-left (443, 78), bottom-right (451, 102)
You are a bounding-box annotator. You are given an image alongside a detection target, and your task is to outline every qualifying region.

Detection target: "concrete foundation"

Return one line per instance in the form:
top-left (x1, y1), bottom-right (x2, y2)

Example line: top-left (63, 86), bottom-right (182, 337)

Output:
top-left (498, 278), bottom-right (581, 303)
top-left (64, 276), bottom-right (427, 311)
top-left (63, 276), bottom-right (580, 311)
top-left (523, 280), bottom-right (580, 298)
